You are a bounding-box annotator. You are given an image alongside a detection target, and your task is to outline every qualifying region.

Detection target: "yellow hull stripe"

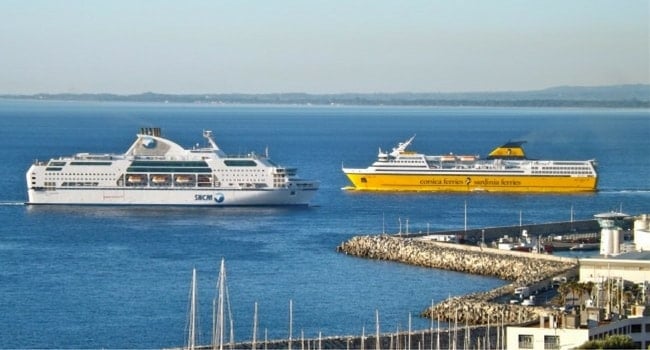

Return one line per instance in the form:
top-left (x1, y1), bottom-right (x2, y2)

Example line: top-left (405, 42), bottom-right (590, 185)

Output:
top-left (343, 173), bottom-right (597, 193)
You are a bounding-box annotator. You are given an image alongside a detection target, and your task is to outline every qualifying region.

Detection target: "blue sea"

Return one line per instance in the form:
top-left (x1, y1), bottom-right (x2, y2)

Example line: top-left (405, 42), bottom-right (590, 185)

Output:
top-left (0, 100), bottom-right (649, 348)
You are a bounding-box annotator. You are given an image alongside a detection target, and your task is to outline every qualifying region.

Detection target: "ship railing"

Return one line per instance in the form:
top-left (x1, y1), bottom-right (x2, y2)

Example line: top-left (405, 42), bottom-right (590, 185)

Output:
top-left (133, 155), bottom-right (171, 160)
top-left (222, 152), bottom-right (260, 159)
top-left (73, 153), bottom-right (117, 160)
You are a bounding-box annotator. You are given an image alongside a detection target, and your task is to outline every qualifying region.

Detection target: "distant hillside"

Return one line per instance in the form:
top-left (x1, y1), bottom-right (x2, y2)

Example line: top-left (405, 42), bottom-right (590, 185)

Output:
top-left (516, 84), bottom-right (650, 101)
top-left (2, 84), bottom-right (648, 108)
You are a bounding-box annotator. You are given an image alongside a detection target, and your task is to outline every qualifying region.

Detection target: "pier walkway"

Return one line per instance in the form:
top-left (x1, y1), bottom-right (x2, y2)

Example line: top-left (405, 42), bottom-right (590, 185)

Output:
top-left (395, 219), bottom-right (602, 243)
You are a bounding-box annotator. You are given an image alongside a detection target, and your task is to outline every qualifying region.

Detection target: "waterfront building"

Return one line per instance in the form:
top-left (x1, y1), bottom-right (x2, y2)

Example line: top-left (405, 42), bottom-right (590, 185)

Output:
top-left (507, 214), bottom-right (650, 349)
top-left (506, 314), bottom-right (650, 350)
top-left (579, 214), bottom-right (650, 284)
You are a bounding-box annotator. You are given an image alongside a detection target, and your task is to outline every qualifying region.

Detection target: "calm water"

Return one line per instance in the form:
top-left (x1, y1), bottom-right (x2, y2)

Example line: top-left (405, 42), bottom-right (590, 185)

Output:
top-left (0, 100), bottom-right (648, 348)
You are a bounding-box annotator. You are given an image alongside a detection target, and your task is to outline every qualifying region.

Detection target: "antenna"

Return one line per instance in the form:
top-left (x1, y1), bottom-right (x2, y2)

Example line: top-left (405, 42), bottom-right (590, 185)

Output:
top-left (464, 201), bottom-right (468, 232)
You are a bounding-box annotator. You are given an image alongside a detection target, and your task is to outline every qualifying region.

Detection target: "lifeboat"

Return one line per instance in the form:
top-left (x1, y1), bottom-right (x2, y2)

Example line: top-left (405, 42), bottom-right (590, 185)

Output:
top-left (459, 155), bottom-right (477, 162)
top-left (126, 175), bottom-right (144, 183)
top-left (175, 175), bottom-right (193, 184)
top-left (440, 155), bottom-right (456, 162)
top-left (197, 175), bottom-right (212, 182)
top-left (151, 175), bottom-right (169, 184)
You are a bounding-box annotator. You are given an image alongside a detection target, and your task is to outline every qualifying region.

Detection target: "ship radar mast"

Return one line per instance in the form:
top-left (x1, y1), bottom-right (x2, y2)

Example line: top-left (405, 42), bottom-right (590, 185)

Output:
top-left (203, 130), bottom-right (220, 151)
top-left (378, 147), bottom-right (388, 160)
top-left (389, 135), bottom-right (415, 157)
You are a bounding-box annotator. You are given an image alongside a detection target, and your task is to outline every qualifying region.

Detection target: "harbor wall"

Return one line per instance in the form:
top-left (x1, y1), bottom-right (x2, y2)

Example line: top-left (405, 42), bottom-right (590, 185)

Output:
top-left (336, 235), bottom-right (577, 284)
top-left (336, 234), bottom-right (579, 328)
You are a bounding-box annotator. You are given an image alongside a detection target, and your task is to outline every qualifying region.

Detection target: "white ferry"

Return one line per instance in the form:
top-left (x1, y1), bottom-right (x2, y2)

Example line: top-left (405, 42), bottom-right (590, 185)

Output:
top-left (342, 136), bottom-right (598, 193)
top-left (26, 128), bottom-right (319, 206)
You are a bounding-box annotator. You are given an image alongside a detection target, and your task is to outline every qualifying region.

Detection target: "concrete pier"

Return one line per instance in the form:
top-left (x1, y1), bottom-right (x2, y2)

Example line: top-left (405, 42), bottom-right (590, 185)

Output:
top-left (336, 233), bottom-right (579, 327)
top-left (400, 219), bottom-right (603, 243)
top-left (336, 234), bottom-right (577, 284)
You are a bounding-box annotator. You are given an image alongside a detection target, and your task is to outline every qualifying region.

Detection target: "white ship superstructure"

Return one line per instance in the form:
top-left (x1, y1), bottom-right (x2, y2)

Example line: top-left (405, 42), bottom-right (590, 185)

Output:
top-left (26, 128), bottom-right (319, 206)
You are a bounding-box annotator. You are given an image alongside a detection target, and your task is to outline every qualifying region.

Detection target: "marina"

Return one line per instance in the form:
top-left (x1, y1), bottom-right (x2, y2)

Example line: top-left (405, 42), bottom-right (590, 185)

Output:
top-left (181, 324), bottom-right (505, 349)
top-left (176, 213), bottom-right (648, 349)
top-left (180, 218), bottom-right (588, 349)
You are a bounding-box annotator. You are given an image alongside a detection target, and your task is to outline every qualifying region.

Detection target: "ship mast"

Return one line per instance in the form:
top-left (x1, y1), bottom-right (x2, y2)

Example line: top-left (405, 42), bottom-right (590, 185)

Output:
top-left (389, 135), bottom-right (415, 157)
top-left (203, 130), bottom-right (220, 151)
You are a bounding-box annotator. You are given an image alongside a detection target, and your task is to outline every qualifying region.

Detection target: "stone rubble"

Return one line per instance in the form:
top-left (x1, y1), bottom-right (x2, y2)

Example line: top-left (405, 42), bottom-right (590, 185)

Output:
top-left (337, 234), bottom-right (578, 325)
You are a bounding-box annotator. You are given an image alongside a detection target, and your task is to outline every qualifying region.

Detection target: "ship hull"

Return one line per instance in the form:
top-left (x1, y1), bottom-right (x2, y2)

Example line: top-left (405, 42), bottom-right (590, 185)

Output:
top-left (342, 171), bottom-right (597, 193)
top-left (26, 187), bottom-right (317, 206)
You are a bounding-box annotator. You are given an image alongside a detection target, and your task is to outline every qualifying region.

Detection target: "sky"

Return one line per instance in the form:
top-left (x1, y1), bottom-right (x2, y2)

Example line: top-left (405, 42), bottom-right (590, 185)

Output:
top-left (0, 0), bottom-right (648, 94)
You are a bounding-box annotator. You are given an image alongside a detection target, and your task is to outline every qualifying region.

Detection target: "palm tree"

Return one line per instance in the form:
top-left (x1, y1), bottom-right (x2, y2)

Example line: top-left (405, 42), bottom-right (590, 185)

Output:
top-left (557, 282), bottom-right (571, 306)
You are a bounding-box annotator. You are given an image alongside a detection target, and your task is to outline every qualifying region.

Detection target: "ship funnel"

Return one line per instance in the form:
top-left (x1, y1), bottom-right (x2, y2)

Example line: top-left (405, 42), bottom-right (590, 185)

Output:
top-left (487, 141), bottom-right (527, 159)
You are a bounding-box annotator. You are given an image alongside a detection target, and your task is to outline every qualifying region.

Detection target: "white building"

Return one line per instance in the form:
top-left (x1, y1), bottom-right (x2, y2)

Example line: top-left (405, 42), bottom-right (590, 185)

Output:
top-left (580, 214), bottom-right (650, 284)
top-left (507, 314), bottom-right (650, 349)
top-left (507, 213), bottom-right (650, 349)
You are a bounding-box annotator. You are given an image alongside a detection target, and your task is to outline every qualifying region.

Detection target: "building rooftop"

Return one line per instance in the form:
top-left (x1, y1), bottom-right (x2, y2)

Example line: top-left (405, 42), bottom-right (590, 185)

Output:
top-left (580, 250), bottom-right (650, 262)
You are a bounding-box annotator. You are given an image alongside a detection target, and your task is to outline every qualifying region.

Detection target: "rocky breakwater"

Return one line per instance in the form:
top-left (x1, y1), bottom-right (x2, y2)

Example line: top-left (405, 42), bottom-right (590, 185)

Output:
top-left (337, 234), bottom-right (577, 325)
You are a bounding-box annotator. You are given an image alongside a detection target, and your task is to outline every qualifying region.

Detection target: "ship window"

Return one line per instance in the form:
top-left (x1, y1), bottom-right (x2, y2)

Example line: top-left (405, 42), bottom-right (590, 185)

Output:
top-left (127, 160), bottom-right (211, 173)
top-left (126, 166), bottom-right (211, 173)
top-left (45, 167), bottom-right (63, 171)
top-left (224, 160), bottom-right (257, 167)
top-left (49, 161), bottom-right (66, 166)
top-left (360, 177), bottom-right (367, 183)
top-left (69, 161), bottom-right (112, 166)
top-left (130, 160), bottom-right (208, 167)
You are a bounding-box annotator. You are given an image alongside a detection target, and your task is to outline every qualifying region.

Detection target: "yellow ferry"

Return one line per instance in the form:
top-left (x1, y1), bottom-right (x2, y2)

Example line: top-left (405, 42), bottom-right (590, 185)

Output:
top-left (342, 136), bottom-right (598, 193)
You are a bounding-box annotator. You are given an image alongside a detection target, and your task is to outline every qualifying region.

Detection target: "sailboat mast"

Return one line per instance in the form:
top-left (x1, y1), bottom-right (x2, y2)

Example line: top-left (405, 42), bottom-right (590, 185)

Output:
top-left (288, 299), bottom-right (293, 350)
top-left (212, 259), bottom-right (226, 350)
top-left (218, 259), bottom-right (225, 350)
top-left (375, 309), bottom-right (380, 350)
top-left (188, 268), bottom-right (197, 350)
top-left (252, 302), bottom-right (258, 350)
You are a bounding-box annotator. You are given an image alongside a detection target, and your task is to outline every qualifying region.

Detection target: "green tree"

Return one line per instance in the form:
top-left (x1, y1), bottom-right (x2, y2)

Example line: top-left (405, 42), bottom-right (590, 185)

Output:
top-left (578, 335), bottom-right (635, 349)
